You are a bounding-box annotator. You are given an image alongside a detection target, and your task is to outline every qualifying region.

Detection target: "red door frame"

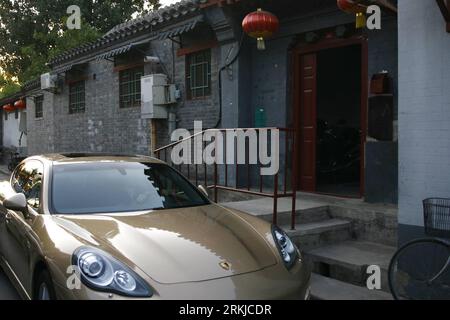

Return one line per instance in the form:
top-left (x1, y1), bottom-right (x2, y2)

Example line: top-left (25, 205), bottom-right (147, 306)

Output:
top-left (298, 53), bottom-right (318, 192)
top-left (292, 36), bottom-right (369, 198)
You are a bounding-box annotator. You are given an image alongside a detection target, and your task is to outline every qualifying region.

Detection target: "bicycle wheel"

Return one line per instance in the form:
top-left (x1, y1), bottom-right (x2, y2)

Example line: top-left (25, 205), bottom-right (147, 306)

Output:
top-left (389, 238), bottom-right (450, 300)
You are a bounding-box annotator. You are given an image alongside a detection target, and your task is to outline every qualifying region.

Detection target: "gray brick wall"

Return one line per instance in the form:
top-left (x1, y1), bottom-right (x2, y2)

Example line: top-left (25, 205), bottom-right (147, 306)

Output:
top-left (148, 38), bottom-right (221, 146)
top-left (249, 37), bottom-right (292, 128)
top-left (25, 37), bottom-right (222, 157)
top-left (398, 0), bottom-right (450, 227)
top-left (28, 60), bottom-right (151, 156)
top-left (53, 60), bottom-right (150, 155)
top-left (172, 46), bottom-right (221, 130)
top-left (26, 91), bottom-right (56, 154)
top-left (367, 16), bottom-right (398, 121)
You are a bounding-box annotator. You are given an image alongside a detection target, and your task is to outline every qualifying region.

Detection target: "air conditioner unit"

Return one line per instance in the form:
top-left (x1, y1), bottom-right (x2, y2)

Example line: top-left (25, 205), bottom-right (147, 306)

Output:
top-left (141, 74), bottom-right (177, 119)
top-left (40, 73), bottom-right (58, 91)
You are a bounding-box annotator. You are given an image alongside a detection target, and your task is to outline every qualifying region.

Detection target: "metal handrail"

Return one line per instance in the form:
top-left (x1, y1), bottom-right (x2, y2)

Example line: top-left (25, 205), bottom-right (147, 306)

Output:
top-left (154, 127), bottom-right (298, 229)
top-left (154, 127), bottom-right (291, 153)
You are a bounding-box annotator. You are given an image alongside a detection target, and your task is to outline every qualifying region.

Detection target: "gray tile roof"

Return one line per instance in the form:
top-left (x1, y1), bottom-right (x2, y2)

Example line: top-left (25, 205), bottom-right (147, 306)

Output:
top-left (106, 0), bottom-right (204, 36)
top-left (22, 78), bottom-right (41, 91)
top-left (49, 0), bottom-right (208, 67)
top-left (94, 40), bottom-right (148, 61)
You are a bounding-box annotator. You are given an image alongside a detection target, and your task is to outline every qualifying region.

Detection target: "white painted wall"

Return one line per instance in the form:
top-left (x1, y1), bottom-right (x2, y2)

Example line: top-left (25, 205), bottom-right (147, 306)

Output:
top-left (398, 0), bottom-right (450, 226)
top-left (2, 110), bottom-right (27, 149)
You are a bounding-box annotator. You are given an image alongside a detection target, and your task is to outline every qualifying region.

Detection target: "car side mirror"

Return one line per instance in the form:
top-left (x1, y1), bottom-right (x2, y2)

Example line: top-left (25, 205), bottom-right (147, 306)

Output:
top-left (4, 193), bottom-right (29, 217)
top-left (198, 185), bottom-right (209, 198)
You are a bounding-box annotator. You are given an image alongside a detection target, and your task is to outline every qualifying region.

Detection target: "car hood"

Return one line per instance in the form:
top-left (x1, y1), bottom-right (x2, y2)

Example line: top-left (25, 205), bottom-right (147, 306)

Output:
top-left (53, 204), bottom-right (277, 284)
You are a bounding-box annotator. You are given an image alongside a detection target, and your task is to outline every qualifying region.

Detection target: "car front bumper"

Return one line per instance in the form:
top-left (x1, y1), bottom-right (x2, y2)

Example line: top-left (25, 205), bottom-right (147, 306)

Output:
top-left (54, 259), bottom-right (311, 300)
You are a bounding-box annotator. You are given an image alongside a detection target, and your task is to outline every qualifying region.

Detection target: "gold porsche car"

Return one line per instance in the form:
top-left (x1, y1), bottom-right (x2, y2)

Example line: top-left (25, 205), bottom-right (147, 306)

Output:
top-left (0, 154), bottom-right (310, 300)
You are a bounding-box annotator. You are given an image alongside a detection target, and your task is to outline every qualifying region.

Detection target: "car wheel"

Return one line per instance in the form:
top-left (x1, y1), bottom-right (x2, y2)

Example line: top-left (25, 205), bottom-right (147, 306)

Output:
top-left (34, 270), bottom-right (56, 300)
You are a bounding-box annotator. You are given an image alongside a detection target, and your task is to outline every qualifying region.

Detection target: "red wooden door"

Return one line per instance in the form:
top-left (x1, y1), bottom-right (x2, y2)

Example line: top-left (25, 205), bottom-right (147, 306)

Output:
top-left (299, 54), bottom-right (317, 192)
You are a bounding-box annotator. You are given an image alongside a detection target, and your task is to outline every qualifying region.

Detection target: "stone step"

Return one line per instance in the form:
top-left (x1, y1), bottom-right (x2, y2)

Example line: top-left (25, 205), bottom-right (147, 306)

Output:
top-left (223, 197), bottom-right (331, 225)
top-left (310, 273), bottom-right (393, 300)
top-left (273, 206), bottom-right (330, 226)
top-left (282, 219), bottom-right (352, 250)
top-left (243, 206), bottom-right (331, 226)
top-left (305, 241), bottom-right (397, 293)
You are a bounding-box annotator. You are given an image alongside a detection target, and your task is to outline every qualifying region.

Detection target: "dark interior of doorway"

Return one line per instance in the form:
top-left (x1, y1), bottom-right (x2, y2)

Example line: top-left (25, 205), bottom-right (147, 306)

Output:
top-left (316, 45), bottom-right (361, 197)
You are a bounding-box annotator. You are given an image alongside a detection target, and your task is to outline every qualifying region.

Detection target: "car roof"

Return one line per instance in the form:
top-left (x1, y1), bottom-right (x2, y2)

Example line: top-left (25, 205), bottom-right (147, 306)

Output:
top-left (34, 153), bottom-right (165, 164)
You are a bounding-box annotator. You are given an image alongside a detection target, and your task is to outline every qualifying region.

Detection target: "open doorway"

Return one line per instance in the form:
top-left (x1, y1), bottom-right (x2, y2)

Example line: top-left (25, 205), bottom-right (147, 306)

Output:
top-left (316, 45), bottom-right (362, 196)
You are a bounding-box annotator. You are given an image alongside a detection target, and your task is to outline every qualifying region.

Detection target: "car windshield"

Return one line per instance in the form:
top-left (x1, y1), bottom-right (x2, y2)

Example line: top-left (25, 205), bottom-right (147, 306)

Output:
top-left (51, 162), bottom-right (209, 214)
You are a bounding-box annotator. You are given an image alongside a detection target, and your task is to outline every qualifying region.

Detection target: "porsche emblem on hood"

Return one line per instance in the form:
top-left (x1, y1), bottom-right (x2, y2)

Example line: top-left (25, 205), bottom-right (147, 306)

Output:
top-left (219, 261), bottom-right (232, 271)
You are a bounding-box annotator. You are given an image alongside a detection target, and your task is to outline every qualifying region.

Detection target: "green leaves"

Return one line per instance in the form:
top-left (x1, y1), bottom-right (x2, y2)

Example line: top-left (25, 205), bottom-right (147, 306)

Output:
top-left (0, 73), bottom-right (20, 100)
top-left (0, 0), bottom-right (159, 93)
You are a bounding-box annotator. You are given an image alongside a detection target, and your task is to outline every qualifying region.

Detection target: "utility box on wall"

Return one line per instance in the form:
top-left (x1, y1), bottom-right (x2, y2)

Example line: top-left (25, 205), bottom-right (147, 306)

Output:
top-left (141, 74), bottom-right (176, 119)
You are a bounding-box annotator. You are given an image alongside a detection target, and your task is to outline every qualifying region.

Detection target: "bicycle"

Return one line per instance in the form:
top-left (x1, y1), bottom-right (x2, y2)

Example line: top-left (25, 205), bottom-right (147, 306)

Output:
top-left (388, 198), bottom-right (450, 300)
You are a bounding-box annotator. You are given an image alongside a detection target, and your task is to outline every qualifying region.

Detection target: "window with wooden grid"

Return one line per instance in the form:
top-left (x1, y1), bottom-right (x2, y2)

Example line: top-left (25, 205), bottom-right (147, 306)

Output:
top-left (119, 66), bottom-right (144, 108)
top-left (186, 49), bottom-right (211, 99)
top-left (69, 80), bottom-right (86, 114)
top-left (35, 96), bottom-right (44, 119)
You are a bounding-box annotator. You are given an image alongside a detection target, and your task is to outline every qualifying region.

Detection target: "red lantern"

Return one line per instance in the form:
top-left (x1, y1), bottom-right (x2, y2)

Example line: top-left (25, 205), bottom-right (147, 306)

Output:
top-left (242, 8), bottom-right (279, 50)
top-left (337, 0), bottom-right (364, 13)
top-left (337, 0), bottom-right (367, 28)
top-left (14, 99), bottom-right (26, 110)
top-left (3, 104), bottom-right (14, 112)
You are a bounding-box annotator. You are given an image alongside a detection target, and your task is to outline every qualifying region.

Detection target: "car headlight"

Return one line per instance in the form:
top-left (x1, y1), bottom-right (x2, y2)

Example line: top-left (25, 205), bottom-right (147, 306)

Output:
top-left (272, 225), bottom-right (299, 269)
top-left (72, 247), bottom-right (152, 297)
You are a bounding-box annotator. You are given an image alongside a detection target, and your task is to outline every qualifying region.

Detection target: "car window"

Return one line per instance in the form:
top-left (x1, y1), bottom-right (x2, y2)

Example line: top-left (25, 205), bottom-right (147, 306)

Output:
top-left (51, 162), bottom-right (210, 214)
top-left (11, 160), bottom-right (44, 210)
